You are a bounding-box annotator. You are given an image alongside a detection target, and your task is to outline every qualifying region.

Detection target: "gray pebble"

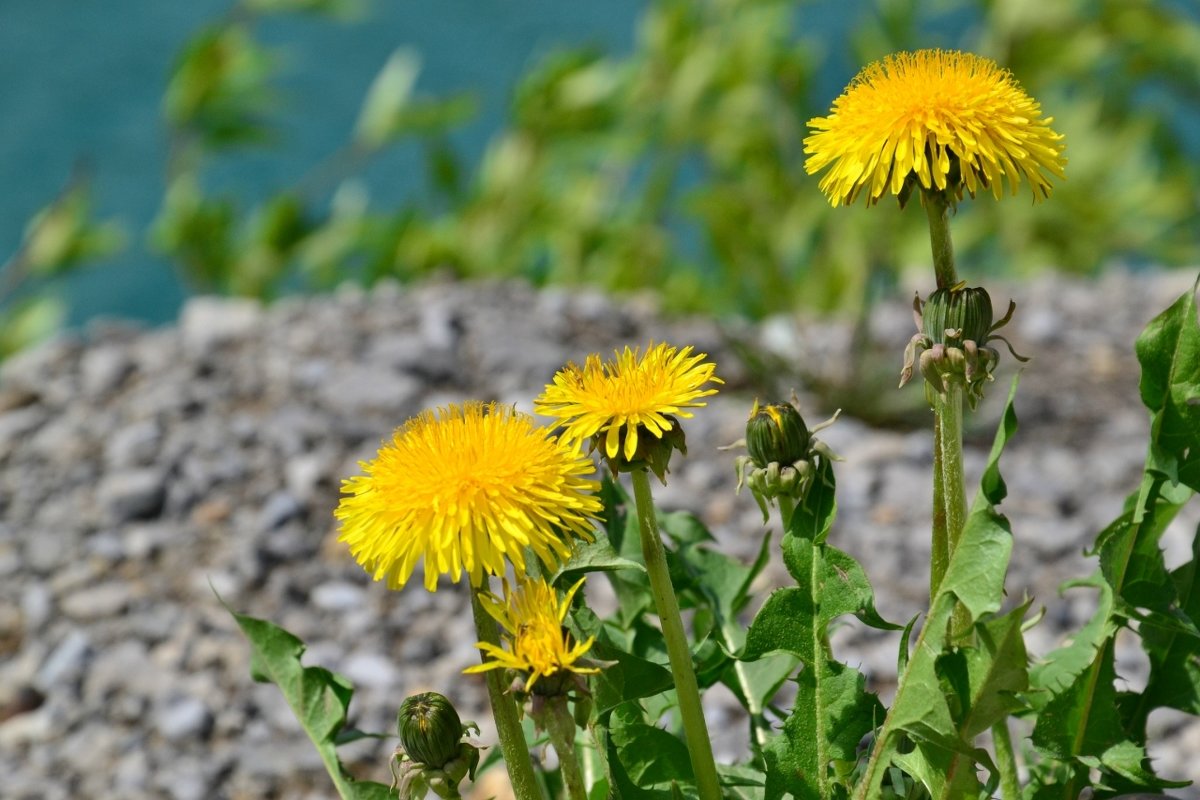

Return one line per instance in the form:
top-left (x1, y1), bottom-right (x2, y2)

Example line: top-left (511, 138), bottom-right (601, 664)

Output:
top-left (154, 694), bottom-right (214, 742)
top-left (258, 491), bottom-right (303, 531)
top-left (60, 582), bottom-right (133, 621)
top-left (98, 469), bottom-right (167, 521)
top-left (80, 345), bottom-right (134, 396)
top-left (37, 629), bottom-right (91, 687)
top-left (105, 419), bottom-right (162, 468)
top-left (311, 581), bottom-right (365, 612)
top-left (180, 296), bottom-right (262, 353)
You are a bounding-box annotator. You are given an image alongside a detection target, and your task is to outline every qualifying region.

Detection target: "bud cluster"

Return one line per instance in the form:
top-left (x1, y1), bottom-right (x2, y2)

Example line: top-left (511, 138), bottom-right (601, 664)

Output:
top-left (734, 399), bottom-right (839, 521)
top-left (393, 692), bottom-right (481, 800)
top-left (899, 284), bottom-right (1026, 409)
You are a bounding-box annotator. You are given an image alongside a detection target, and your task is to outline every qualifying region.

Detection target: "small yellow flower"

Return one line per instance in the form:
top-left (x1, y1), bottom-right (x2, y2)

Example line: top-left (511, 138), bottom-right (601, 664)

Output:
top-left (805, 49), bottom-right (1066, 207)
top-left (534, 343), bottom-right (722, 463)
top-left (335, 403), bottom-right (601, 592)
top-left (464, 576), bottom-right (599, 692)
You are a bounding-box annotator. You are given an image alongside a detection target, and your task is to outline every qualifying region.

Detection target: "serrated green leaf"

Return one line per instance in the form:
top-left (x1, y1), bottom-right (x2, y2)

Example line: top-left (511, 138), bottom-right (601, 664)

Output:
top-left (745, 516), bottom-right (889, 799)
top-left (610, 717), bottom-right (695, 789)
top-left (1092, 475), bottom-right (1191, 627)
top-left (573, 607), bottom-right (674, 715)
top-left (1028, 576), bottom-right (1117, 701)
top-left (1079, 739), bottom-right (1192, 790)
top-left (854, 382), bottom-right (1019, 800)
top-left (1126, 521), bottom-right (1200, 733)
top-left (1135, 274), bottom-right (1200, 487)
top-left (1032, 645), bottom-right (1122, 760)
top-left (763, 661), bottom-right (884, 800)
top-left (721, 652), bottom-right (799, 721)
top-left (891, 740), bottom-right (986, 800)
top-left (230, 610), bottom-right (393, 799)
top-left (555, 536), bottom-right (646, 582)
top-left (660, 510), bottom-right (718, 546)
top-left (596, 477), bottom-right (655, 628)
top-left (788, 459), bottom-right (838, 545)
top-left (959, 602), bottom-right (1031, 739)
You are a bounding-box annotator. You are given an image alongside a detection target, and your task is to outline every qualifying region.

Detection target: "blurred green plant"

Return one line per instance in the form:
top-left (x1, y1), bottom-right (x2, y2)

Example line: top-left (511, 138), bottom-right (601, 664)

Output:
top-left (0, 166), bottom-right (125, 360)
top-left (4, 0), bottom-right (1199, 359)
top-left (151, 0), bottom-right (1200, 318)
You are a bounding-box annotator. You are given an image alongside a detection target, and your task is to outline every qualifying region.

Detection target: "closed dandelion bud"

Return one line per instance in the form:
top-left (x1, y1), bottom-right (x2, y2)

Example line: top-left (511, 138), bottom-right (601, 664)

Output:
top-left (921, 286), bottom-right (993, 346)
top-left (746, 400), bottom-right (810, 468)
top-left (902, 284), bottom-right (1021, 409)
top-left (397, 692), bottom-right (463, 769)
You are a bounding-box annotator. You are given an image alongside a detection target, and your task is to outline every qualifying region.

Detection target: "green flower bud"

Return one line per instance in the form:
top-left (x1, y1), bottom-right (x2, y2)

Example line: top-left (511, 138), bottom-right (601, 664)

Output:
top-left (745, 400), bottom-right (810, 468)
top-left (921, 285), bottom-right (993, 346)
top-left (397, 692), bottom-right (464, 769)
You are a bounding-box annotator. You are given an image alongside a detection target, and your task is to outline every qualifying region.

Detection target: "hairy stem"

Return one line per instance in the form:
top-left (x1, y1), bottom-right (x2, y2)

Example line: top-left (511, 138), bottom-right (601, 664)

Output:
top-left (924, 191), bottom-right (958, 290)
top-left (541, 695), bottom-right (588, 800)
top-left (923, 191), bottom-right (970, 639)
top-left (630, 468), bottom-right (722, 800)
top-left (932, 383), bottom-right (969, 638)
top-left (470, 589), bottom-right (545, 800)
top-left (992, 719), bottom-right (1021, 800)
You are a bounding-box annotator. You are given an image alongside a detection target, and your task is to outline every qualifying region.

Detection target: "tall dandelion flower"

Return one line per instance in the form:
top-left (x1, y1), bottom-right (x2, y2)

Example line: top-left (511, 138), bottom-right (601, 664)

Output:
top-left (464, 576), bottom-right (599, 693)
top-left (335, 402), bottom-right (602, 592)
top-left (535, 343), bottom-right (721, 478)
top-left (805, 49), bottom-right (1066, 207)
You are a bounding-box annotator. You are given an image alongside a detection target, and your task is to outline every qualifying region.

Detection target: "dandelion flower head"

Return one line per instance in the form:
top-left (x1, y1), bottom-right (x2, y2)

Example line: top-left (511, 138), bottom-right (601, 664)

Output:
top-left (534, 342), bottom-right (722, 462)
top-left (335, 402), bottom-right (601, 592)
top-left (464, 576), bottom-right (598, 692)
top-left (805, 49), bottom-right (1066, 207)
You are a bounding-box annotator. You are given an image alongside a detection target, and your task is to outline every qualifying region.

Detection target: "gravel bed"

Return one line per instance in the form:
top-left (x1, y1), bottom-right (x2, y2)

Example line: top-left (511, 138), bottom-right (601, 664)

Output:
top-left (1, 271), bottom-right (1198, 799)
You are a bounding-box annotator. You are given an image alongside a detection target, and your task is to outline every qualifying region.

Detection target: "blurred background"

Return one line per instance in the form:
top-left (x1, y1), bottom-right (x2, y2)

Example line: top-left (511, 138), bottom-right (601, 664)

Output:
top-left (2, 0), bottom-right (1199, 359)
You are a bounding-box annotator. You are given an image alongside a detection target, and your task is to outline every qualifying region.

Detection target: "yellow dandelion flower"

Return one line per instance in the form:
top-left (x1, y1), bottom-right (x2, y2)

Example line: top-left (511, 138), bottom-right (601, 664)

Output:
top-left (335, 402), bottom-right (602, 592)
top-left (805, 49), bottom-right (1066, 207)
top-left (464, 576), bottom-right (598, 692)
top-left (534, 343), bottom-right (722, 463)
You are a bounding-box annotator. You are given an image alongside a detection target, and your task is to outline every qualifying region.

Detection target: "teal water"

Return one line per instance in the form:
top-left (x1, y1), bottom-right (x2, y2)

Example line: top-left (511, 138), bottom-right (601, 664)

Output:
top-left (22, 1), bottom-right (1173, 327)
top-left (2, 0), bottom-right (660, 326)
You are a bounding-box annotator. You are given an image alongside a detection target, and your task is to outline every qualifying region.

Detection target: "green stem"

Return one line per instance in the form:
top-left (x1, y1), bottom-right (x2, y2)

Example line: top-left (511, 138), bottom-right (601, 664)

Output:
top-left (931, 384), bottom-right (967, 603)
top-left (719, 615), bottom-right (773, 752)
top-left (470, 589), bottom-right (545, 800)
top-left (630, 468), bottom-right (722, 800)
top-left (923, 191), bottom-right (958, 289)
top-left (991, 719), bottom-right (1021, 800)
top-left (923, 190), bottom-right (970, 641)
top-left (542, 695), bottom-right (588, 800)
top-left (777, 493), bottom-right (797, 533)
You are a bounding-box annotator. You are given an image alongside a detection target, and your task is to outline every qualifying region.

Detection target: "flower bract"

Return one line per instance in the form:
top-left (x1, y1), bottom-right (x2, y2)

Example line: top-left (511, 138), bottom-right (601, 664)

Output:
top-left (464, 576), bottom-right (598, 692)
top-left (534, 343), bottom-right (721, 463)
top-left (805, 49), bottom-right (1066, 207)
top-left (335, 402), bottom-right (601, 592)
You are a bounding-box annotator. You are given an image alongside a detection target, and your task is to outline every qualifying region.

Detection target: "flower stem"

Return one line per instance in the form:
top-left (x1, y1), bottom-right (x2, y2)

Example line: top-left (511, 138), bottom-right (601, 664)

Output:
top-left (930, 383), bottom-right (966, 604)
top-left (923, 190), bottom-right (971, 640)
top-left (777, 493), bottom-right (797, 532)
top-left (630, 468), bottom-right (722, 800)
top-left (470, 589), bottom-right (544, 800)
top-left (992, 719), bottom-right (1021, 800)
top-left (542, 695), bottom-right (588, 800)
top-left (923, 191), bottom-right (958, 290)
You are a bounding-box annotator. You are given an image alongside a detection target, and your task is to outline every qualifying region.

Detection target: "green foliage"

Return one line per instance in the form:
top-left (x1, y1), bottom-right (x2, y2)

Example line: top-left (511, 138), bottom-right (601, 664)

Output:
top-left (228, 609), bottom-right (394, 799)
top-left (0, 169), bottom-right (124, 359)
top-left (109, 0), bottom-right (1200, 324)
top-left (1023, 278), bottom-right (1200, 798)
top-left (851, 380), bottom-right (1022, 800)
